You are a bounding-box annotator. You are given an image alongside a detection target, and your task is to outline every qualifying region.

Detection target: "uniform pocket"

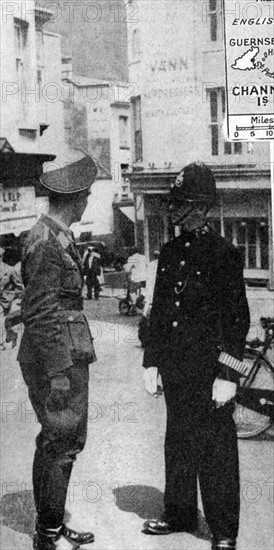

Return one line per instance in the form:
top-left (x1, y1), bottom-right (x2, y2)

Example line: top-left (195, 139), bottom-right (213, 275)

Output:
top-left (60, 310), bottom-right (97, 364)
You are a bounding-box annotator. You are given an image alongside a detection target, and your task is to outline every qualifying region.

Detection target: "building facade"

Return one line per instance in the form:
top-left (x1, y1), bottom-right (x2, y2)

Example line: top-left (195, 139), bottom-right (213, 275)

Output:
top-left (126, 0), bottom-right (273, 290)
top-left (61, 71), bottom-right (135, 248)
top-left (0, 0), bottom-right (66, 251)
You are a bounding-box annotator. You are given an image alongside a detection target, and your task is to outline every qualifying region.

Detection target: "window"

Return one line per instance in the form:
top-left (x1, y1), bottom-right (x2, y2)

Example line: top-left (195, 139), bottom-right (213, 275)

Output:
top-left (14, 20), bottom-right (28, 76)
top-left (19, 128), bottom-right (37, 140)
top-left (119, 116), bottom-right (129, 149)
top-left (36, 30), bottom-right (44, 68)
top-left (208, 0), bottom-right (217, 41)
top-left (231, 219), bottom-right (269, 270)
top-left (132, 96), bottom-right (143, 162)
top-left (209, 88), bottom-right (242, 156)
top-left (209, 218), bottom-right (269, 270)
top-left (132, 28), bottom-right (140, 56)
top-left (121, 164), bottom-right (130, 199)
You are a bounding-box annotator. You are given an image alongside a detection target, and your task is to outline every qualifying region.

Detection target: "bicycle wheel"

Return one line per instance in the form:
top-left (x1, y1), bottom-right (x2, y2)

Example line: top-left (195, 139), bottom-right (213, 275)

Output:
top-left (234, 349), bottom-right (274, 438)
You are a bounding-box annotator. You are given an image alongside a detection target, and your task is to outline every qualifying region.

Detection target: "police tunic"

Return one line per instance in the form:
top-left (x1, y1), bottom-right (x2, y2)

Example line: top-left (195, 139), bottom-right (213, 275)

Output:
top-left (143, 226), bottom-right (250, 538)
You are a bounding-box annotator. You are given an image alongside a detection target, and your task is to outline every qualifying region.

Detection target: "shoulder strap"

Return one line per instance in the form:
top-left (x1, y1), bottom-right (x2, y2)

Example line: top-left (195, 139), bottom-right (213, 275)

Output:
top-left (38, 220), bottom-right (72, 251)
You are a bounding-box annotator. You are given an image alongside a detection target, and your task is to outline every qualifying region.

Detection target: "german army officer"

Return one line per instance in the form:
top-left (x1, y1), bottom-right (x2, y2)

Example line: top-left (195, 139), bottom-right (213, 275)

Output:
top-left (17, 157), bottom-right (97, 550)
top-left (142, 162), bottom-right (250, 550)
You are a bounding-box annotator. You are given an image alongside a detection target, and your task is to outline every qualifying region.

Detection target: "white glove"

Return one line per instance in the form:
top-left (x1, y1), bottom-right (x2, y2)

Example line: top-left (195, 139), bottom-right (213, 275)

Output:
top-left (143, 367), bottom-right (159, 397)
top-left (212, 378), bottom-right (237, 408)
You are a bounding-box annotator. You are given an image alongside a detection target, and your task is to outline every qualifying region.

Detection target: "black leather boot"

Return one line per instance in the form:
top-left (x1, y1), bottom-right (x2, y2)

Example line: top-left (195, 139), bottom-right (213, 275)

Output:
top-left (33, 526), bottom-right (78, 549)
top-left (62, 524), bottom-right (94, 545)
top-left (143, 514), bottom-right (197, 535)
top-left (34, 524), bottom-right (94, 549)
top-left (212, 537), bottom-right (237, 550)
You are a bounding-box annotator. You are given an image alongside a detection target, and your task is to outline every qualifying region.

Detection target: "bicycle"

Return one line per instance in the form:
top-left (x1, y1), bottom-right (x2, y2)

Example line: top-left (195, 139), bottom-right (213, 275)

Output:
top-left (118, 273), bottom-right (145, 316)
top-left (234, 316), bottom-right (274, 439)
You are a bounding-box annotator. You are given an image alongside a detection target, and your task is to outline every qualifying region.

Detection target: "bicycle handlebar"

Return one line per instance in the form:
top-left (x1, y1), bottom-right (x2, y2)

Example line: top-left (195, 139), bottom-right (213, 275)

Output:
top-left (246, 338), bottom-right (264, 349)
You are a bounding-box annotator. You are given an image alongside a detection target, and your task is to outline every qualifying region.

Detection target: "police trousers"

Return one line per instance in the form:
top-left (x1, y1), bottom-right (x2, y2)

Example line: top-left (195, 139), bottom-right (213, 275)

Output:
top-left (160, 350), bottom-right (240, 539)
top-left (20, 360), bottom-right (89, 529)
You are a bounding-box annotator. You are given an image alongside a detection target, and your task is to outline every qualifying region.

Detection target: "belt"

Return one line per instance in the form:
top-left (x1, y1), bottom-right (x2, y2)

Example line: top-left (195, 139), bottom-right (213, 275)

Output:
top-left (60, 297), bottom-right (83, 311)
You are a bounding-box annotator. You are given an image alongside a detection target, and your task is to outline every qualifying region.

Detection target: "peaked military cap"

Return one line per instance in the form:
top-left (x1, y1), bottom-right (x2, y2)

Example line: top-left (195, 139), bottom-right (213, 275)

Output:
top-left (169, 161), bottom-right (216, 205)
top-left (40, 156), bottom-right (97, 194)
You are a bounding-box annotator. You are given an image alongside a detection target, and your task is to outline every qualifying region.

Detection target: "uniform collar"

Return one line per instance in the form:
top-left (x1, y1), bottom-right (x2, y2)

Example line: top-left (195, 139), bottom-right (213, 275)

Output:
top-left (45, 214), bottom-right (73, 237)
top-left (181, 223), bottom-right (210, 241)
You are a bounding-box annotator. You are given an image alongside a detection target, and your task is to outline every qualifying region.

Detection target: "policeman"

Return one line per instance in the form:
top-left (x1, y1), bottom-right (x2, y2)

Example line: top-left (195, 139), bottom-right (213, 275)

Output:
top-left (17, 156), bottom-right (98, 550)
top-left (142, 162), bottom-right (250, 550)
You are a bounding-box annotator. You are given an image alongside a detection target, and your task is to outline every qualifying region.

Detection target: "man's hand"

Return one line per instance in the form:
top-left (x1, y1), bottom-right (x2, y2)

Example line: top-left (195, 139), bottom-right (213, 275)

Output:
top-left (143, 367), bottom-right (159, 397)
top-left (212, 378), bottom-right (237, 408)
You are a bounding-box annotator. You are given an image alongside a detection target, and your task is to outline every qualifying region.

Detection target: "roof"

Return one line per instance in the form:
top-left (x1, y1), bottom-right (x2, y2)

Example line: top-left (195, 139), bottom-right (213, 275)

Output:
top-left (63, 75), bottom-right (129, 88)
top-left (0, 138), bottom-right (55, 160)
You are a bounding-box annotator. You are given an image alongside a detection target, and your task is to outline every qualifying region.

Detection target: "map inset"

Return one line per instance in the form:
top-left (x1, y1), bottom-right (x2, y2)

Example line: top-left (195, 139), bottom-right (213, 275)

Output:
top-left (232, 47), bottom-right (259, 71)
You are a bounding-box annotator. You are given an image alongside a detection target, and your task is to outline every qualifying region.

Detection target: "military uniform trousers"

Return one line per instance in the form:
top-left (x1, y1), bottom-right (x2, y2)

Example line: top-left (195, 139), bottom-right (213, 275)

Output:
top-left (20, 360), bottom-right (89, 529)
top-left (160, 347), bottom-right (240, 540)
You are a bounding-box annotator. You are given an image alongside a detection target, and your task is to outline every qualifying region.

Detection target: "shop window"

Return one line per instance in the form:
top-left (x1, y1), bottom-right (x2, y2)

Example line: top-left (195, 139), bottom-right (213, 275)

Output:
top-left (210, 218), bottom-right (269, 270)
top-left (119, 116), bottom-right (129, 149)
top-left (209, 88), bottom-right (242, 156)
top-left (132, 96), bottom-right (143, 162)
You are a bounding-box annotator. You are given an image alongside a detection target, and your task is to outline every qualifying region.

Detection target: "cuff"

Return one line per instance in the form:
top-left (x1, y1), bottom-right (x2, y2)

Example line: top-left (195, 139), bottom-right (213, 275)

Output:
top-left (218, 351), bottom-right (249, 377)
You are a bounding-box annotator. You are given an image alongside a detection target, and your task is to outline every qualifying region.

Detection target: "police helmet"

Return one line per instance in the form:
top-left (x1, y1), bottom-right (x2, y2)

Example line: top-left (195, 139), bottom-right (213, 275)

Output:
top-left (169, 162), bottom-right (216, 206)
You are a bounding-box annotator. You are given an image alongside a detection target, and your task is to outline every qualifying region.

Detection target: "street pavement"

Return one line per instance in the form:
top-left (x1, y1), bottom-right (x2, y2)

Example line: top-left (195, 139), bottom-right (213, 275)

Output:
top-left (0, 298), bottom-right (273, 550)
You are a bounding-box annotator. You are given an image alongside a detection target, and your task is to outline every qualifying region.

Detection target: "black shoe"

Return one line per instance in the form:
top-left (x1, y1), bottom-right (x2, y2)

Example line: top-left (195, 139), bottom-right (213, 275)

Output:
top-left (62, 524), bottom-right (94, 545)
top-left (143, 517), bottom-right (196, 535)
top-left (212, 538), bottom-right (237, 550)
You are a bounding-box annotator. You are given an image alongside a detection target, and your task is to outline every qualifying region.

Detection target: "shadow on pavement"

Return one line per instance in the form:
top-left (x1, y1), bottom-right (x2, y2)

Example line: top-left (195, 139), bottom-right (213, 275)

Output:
top-left (0, 490), bottom-right (35, 536)
top-left (113, 484), bottom-right (211, 541)
top-left (0, 490), bottom-right (71, 536)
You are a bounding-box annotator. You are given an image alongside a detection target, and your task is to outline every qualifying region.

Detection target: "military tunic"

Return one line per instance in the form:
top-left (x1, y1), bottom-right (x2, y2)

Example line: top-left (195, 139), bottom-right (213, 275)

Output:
top-left (143, 226), bottom-right (250, 538)
top-left (18, 214), bottom-right (96, 529)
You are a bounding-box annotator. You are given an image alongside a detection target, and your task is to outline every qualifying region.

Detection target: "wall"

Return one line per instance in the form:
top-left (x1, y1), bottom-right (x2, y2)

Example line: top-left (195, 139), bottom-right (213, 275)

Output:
top-left (126, 0), bottom-right (270, 170)
top-left (38, 0), bottom-right (128, 81)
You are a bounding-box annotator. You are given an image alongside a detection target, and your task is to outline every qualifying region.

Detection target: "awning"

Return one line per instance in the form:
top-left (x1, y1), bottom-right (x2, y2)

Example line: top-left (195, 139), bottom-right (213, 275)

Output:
top-left (0, 216), bottom-right (36, 236)
top-left (119, 206), bottom-right (135, 223)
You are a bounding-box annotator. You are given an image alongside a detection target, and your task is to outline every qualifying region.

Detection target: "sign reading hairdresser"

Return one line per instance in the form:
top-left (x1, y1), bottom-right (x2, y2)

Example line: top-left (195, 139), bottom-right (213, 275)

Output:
top-left (223, 0), bottom-right (274, 141)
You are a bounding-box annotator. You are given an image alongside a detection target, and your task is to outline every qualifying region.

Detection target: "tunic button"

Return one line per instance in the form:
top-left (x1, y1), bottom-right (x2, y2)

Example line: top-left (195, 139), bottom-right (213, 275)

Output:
top-left (175, 301), bottom-right (180, 307)
top-left (68, 316), bottom-right (74, 322)
top-left (172, 321), bottom-right (178, 327)
top-left (185, 242), bottom-right (190, 247)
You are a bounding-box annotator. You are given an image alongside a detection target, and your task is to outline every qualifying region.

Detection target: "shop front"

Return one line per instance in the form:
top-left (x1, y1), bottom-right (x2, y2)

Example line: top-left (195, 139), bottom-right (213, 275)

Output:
top-left (0, 141), bottom-right (55, 261)
top-left (129, 165), bottom-right (273, 289)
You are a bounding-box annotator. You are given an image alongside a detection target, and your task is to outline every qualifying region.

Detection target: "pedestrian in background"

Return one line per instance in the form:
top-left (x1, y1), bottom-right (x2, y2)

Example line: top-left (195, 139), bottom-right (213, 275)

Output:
top-left (138, 250), bottom-right (160, 347)
top-left (83, 246), bottom-right (101, 300)
top-left (0, 246), bottom-right (23, 349)
top-left (142, 162), bottom-right (250, 550)
top-left (17, 156), bottom-right (98, 550)
top-left (143, 249), bottom-right (160, 318)
top-left (124, 246), bottom-right (147, 310)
